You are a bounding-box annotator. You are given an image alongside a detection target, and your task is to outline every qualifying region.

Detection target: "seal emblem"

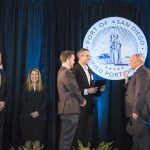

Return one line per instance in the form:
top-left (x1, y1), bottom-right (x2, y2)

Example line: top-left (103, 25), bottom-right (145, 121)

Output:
top-left (83, 17), bottom-right (147, 80)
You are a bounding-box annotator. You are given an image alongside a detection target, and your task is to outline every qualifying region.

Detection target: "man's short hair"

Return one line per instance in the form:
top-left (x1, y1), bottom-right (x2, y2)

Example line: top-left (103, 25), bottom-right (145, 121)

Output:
top-left (60, 50), bottom-right (75, 63)
top-left (77, 48), bottom-right (89, 59)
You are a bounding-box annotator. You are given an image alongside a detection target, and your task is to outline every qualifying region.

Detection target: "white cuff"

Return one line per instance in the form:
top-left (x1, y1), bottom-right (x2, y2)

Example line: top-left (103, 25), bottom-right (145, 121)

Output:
top-left (84, 89), bottom-right (88, 95)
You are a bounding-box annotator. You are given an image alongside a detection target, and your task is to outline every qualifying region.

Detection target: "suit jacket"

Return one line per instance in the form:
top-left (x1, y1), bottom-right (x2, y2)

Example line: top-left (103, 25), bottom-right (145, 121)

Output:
top-left (125, 65), bottom-right (150, 119)
top-left (0, 69), bottom-right (7, 101)
top-left (57, 66), bottom-right (84, 114)
top-left (72, 63), bottom-right (94, 109)
top-left (20, 86), bottom-right (48, 120)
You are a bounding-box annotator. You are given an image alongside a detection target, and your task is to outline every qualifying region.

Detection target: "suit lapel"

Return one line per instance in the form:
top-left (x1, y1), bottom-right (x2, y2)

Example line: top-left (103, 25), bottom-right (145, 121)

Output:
top-left (128, 66), bottom-right (144, 85)
top-left (78, 63), bottom-right (91, 86)
top-left (0, 69), bottom-right (5, 86)
top-left (88, 68), bottom-right (93, 85)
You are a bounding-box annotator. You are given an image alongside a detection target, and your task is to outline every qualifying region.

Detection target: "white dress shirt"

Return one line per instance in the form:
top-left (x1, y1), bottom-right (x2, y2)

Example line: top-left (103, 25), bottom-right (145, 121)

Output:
top-left (80, 63), bottom-right (91, 95)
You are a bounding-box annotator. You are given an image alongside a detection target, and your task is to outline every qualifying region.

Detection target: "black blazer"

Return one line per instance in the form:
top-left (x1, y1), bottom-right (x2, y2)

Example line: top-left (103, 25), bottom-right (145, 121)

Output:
top-left (72, 63), bottom-right (95, 109)
top-left (20, 86), bottom-right (47, 120)
top-left (0, 69), bottom-right (7, 101)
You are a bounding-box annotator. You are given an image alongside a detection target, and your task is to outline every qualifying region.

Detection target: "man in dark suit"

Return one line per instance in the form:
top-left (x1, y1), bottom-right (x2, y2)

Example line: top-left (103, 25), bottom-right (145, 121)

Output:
top-left (72, 48), bottom-right (104, 147)
top-left (124, 54), bottom-right (150, 150)
top-left (0, 52), bottom-right (7, 150)
top-left (57, 50), bottom-right (86, 150)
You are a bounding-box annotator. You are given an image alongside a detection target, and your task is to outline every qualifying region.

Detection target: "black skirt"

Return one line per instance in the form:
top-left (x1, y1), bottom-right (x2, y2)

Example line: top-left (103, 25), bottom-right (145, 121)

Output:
top-left (20, 119), bottom-right (46, 141)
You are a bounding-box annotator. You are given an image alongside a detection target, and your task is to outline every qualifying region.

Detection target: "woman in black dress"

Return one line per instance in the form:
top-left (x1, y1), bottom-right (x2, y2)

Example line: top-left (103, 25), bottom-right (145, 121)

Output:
top-left (20, 68), bottom-right (47, 150)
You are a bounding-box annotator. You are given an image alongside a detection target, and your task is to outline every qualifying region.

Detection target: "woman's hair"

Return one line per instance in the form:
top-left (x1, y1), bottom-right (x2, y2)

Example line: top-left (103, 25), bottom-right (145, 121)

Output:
top-left (25, 68), bottom-right (44, 92)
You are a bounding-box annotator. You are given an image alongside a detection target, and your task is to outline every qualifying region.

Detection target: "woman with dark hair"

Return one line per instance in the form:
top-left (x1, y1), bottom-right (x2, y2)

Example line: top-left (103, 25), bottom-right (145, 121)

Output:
top-left (20, 68), bottom-right (47, 150)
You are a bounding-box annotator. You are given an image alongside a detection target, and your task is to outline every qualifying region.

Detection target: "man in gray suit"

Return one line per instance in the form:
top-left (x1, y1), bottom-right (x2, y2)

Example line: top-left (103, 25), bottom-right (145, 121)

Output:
top-left (124, 54), bottom-right (150, 150)
top-left (57, 50), bottom-right (86, 150)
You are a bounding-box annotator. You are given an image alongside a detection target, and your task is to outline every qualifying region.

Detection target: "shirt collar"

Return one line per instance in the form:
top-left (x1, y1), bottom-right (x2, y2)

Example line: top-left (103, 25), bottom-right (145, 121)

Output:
top-left (0, 64), bottom-right (3, 69)
top-left (133, 64), bottom-right (143, 74)
top-left (79, 63), bottom-right (88, 70)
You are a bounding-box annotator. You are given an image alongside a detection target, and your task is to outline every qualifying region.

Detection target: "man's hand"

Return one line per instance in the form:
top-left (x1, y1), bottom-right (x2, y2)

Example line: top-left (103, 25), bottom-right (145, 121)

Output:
top-left (0, 101), bottom-right (5, 111)
top-left (87, 87), bottom-right (98, 94)
top-left (132, 112), bottom-right (138, 119)
top-left (123, 72), bottom-right (129, 84)
top-left (80, 99), bottom-right (87, 107)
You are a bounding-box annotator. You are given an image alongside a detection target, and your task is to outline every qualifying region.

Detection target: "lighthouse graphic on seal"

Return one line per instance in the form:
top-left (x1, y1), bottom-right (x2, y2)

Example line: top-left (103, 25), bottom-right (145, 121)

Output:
top-left (97, 22), bottom-right (129, 66)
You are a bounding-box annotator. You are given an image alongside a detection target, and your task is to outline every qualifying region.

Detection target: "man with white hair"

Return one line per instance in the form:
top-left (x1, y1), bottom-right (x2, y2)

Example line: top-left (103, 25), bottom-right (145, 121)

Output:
top-left (124, 53), bottom-right (150, 150)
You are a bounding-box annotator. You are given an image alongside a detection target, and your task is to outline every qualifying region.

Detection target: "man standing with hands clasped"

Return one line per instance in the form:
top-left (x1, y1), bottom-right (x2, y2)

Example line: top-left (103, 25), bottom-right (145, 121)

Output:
top-left (124, 53), bottom-right (150, 150)
top-left (57, 50), bottom-right (86, 150)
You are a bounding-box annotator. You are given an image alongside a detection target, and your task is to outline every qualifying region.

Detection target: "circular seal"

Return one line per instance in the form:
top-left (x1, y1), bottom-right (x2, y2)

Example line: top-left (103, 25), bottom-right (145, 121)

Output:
top-left (83, 17), bottom-right (148, 80)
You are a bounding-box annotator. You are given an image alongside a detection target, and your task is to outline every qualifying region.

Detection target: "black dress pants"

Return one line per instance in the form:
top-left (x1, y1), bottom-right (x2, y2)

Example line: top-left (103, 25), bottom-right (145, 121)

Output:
top-left (73, 107), bottom-right (94, 148)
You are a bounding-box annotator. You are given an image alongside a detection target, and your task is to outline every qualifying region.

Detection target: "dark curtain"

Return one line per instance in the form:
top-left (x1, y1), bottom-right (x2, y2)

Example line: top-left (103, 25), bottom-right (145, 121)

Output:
top-left (0, 0), bottom-right (150, 150)
top-left (0, 0), bottom-right (56, 149)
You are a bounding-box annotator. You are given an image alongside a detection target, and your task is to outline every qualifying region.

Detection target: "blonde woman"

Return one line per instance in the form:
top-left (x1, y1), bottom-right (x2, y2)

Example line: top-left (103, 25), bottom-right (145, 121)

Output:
top-left (20, 68), bottom-right (47, 150)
